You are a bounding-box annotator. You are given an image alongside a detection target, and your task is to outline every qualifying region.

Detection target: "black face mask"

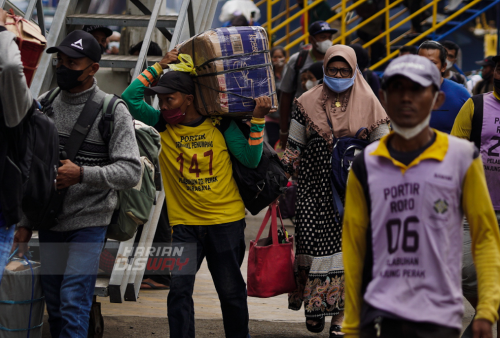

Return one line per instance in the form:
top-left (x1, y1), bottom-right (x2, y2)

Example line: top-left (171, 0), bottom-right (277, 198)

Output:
top-left (100, 44), bottom-right (106, 54)
top-left (56, 64), bottom-right (92, 91)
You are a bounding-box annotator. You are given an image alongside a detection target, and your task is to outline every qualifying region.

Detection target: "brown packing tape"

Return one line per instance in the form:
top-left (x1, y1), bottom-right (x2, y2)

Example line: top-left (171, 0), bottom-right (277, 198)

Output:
top-left (6, 260), bottom-right (41, 272)
top-left (5, 13), bottom-right (47, 86)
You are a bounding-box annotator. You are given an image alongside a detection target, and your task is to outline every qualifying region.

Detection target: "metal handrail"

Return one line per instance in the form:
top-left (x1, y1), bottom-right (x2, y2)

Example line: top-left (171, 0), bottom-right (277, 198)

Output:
top-left (282, 0), bottom-right (369, 50)
top-left (259, 0), bottom-right (488, 70)
top-left (370, 0), bottom-right (483, 70)
top-left (269, 0), bottom-right (325, 35)
top-left (331, 0), bottom-right (404, 45)
top-left (362, 0), bottom-right (437, 49)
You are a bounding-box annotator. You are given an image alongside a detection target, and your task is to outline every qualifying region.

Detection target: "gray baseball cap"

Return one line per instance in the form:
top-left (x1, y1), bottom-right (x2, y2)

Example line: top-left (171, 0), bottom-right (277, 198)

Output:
top-left (382, 54), bottom-right (441, 89)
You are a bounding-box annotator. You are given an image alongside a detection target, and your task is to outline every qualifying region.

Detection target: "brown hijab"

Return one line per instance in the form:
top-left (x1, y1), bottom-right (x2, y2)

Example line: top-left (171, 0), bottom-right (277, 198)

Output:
top-left (296, 45), bottom-right (388, 146)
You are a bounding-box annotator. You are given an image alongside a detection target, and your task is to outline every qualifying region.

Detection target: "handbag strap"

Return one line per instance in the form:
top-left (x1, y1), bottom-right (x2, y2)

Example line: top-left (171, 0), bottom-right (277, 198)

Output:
top-left (253, 202), bottom-right (279, 245)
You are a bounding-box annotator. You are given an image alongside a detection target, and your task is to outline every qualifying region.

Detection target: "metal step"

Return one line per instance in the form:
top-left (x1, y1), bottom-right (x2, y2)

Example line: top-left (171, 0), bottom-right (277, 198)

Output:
top-left (99, 55), bottom-right (163, 69)
top-left (66, 13), bottom-right (177, 28)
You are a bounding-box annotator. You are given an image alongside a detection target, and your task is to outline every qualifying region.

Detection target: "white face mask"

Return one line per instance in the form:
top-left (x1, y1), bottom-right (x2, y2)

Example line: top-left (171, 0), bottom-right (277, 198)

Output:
top-left (386, 91), bottom-right (439, 140)
top-left (273, 58), bottom-right (285, 67)
top-left (305, 79), bottom-right (318, 90)
top-left (445, 59), bottom-right (454, 70)
top-left (108, 41), bottom-right (120, 50)
top-left (314, 39), bottom-right (332, 54)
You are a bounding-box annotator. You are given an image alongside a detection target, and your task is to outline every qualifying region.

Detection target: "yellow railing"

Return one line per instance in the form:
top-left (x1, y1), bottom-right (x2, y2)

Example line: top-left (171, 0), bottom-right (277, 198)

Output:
top-left (370, 0), bottom-right (482, 69)
top-left (258, 0), bottom-right (483, 70)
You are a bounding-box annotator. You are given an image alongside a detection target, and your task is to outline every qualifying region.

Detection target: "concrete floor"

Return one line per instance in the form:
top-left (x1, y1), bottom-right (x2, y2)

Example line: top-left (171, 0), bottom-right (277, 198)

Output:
top-left (39, 210), bottom-right (489, 337)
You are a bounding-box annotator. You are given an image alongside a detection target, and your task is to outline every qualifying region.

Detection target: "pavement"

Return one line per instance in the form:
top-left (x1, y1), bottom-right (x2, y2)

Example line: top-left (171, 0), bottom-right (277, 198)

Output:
top-left (39, 210), bottom-right (486, 337)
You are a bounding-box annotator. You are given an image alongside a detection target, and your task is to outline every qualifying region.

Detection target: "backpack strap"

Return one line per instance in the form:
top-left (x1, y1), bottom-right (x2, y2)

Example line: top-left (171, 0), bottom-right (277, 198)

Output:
top-left (213, 116), bottom-right (232, 135)
top-left (40, 87), bottom-right (62, 117)
top-left (292, 48), bottom-right (310, 92)
top-left (99, 94), bottom-right (123, 144)
top-left (331, 183), bottom-right (344, 223)
top-left (355, 127), bottom-right (368, 139)
top-left (63, 90), bottom-right (104, 161)
top-left (470, 94), bottom-right (484, 150)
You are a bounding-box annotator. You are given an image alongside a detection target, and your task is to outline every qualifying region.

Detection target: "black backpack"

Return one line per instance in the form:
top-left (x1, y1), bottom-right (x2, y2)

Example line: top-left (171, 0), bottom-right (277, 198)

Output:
top-left (21, 102), bottom-right (60, 224)
top-left (217, 118), bottom-right (288, 215)
top-left (0, 99), bottom-right (60, 226)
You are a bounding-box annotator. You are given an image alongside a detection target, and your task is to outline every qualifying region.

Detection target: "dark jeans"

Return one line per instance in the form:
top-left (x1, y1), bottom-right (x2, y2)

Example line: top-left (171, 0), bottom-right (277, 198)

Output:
top-left (360, 318), bottom-right (460, 338)
top-left (39, 226), bottom-right (107, 338)
top-left (167, 219), bottom-right (249, 338)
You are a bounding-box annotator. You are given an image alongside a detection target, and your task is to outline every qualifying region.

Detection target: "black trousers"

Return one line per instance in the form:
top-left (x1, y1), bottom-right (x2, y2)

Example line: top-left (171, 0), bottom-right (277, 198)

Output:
top-left (360, 318), bottom-right (460, 338)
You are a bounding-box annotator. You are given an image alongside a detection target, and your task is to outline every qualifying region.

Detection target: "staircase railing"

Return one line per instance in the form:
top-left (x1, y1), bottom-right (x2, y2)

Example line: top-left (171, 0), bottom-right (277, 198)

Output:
top-left (257, 0), bottom-right (499, 70)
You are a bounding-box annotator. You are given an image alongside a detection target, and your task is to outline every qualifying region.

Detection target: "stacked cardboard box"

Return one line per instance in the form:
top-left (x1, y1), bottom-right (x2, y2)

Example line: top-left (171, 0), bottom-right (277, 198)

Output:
top-left (178, 26), bottom-right (277, 117)
top-left (5, 12), bottom-right (47, 87)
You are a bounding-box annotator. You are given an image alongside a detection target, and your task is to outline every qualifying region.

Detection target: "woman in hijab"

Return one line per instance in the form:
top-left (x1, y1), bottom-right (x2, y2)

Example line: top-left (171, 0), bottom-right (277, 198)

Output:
top-left (282, 45), bottom-right (389, 337)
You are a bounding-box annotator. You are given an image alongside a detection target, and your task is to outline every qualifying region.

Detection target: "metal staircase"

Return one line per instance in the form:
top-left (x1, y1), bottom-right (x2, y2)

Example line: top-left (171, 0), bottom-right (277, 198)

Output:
top-left (257, 0), bottom-right (500, 70)
top-left (3, 0), bottom-right (218, 304)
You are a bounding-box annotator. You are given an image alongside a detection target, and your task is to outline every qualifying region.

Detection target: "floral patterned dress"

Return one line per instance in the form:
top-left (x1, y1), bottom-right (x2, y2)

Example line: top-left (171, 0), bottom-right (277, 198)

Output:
top-left (282, 106), bottom-right (346, 318)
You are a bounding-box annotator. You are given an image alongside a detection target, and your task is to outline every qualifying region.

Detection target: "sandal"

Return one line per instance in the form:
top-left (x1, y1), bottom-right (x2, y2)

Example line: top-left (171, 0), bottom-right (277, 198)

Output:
top-left (305, 316), bottom-right (325, 333)
top-left (329, 324), bottom-right (345, 337)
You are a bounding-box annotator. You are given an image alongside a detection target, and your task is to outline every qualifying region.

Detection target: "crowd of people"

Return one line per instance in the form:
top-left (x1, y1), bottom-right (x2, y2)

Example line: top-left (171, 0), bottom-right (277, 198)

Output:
top-left (2, 2), bottom-right (500, 338)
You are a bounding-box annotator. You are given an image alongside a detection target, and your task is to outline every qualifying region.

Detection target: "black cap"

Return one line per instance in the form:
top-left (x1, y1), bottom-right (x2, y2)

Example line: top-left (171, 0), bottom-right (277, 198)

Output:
top-left (492, 55), bottom-right (500, 65)
top-left (83, 25), bottom-right (113, 38)
top-left (476, 56), bottom-right (495, 67)
top-left (144, 71), bottom-right (195, 96)
top-left (46, 30), bottom-right (102, 62)
top-left (308, 21), bottom-right (338, 37)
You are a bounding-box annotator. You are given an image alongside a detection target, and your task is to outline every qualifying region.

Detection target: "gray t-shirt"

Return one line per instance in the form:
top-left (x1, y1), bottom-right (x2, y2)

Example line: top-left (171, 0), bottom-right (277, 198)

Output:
top-left (279, 50), bottom-right (316, 98)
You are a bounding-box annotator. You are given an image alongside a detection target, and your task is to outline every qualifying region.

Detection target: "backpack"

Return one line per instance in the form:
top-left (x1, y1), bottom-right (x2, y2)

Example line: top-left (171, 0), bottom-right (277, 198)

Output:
top-left (20, 102), bottom-right (61, 225)
top-left (217, 118), bottom-right (288, 215)
top-left (105, 118), bottom-right (160, 241)
top-left (40, 88), bottom-right (161, 240)
top-left (0, 100), bottom-right (59, 226)
top-left (330, 127), bottom-right (369, 222)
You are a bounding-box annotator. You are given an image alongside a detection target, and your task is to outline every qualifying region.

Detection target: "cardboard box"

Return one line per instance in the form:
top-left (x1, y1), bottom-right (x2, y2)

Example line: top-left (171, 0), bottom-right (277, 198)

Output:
top-left (5, 12), bottom-right (47, 87)
top-left (0, 259), bottom-right (44, 338)
top-left (178, 26), bottom-right (277, 117)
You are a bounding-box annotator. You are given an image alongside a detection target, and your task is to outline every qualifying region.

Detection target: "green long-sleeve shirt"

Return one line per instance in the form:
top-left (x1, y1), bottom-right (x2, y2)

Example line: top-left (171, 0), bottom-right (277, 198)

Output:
top-left (121, 65), bottom-right (265, 168)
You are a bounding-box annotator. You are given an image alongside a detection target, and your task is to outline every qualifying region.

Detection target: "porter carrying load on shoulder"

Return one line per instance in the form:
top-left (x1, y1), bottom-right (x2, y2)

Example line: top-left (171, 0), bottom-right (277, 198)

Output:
top-left (121, 41), bottom-right (278, 337)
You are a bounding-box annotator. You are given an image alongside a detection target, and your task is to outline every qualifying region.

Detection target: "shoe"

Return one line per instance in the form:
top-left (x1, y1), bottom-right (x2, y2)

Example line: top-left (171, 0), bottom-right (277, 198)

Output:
top-left (305, 316), bottom-right (325, 333)
top-left (329, 324), bottom-right (345, 337)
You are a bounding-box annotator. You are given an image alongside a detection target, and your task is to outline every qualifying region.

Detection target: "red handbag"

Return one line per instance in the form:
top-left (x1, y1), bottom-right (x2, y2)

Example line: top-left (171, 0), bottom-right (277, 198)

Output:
top-left (247, 203), bottom-right (297, 298)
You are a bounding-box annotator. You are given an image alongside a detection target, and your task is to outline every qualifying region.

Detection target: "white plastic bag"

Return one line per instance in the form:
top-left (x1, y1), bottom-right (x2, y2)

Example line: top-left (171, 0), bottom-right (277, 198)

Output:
top-left (219, 0), bottom-right (261, 23)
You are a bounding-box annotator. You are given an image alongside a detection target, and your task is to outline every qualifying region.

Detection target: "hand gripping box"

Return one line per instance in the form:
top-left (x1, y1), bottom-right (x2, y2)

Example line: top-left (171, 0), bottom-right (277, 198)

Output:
top-left (178, 26), bottom-right (278, 117)
top-left (5, 11), bottom-right (47, 87)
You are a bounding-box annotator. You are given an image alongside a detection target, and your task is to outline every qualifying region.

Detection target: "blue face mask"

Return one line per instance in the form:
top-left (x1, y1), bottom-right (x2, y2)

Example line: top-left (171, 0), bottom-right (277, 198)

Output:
top-left (323, 70), bottom-right (357, 93)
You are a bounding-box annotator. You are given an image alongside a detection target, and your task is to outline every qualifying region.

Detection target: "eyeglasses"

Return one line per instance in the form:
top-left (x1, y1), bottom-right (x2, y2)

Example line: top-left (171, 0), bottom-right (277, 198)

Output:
top-left (326, 67), bottom-right (352, 77)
